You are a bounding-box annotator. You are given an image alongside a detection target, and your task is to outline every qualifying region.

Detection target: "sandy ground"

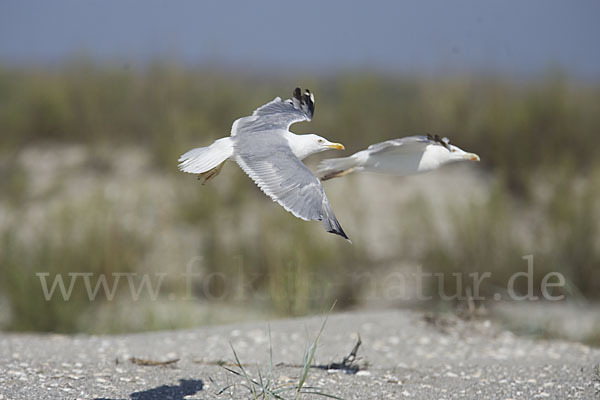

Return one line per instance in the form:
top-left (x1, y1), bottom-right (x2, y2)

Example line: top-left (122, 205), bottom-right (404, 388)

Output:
top-left (1, 309), bottom-right (599, 400)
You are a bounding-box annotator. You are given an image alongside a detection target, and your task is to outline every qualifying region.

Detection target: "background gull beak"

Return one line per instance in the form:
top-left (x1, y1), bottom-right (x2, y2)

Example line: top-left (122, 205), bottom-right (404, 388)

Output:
top-left (465, 153), bottom-right (480, 161)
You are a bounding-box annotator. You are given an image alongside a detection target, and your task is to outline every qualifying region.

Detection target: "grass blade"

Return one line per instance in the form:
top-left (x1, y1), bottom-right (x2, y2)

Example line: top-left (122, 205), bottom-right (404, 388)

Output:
top-left (296, 301), bottom-right (336, 400)
top-left (230, 342), bottom-right (258, 399)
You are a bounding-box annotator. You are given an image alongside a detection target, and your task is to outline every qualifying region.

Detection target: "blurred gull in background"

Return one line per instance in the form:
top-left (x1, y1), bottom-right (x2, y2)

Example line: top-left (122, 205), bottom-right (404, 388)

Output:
top-left (318, 135), bottom-right (480, 180)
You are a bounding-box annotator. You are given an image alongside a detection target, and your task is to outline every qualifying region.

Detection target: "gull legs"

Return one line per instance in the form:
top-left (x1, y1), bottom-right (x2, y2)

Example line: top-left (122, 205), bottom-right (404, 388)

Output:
top-left (197, 161), bottom-right (226, 185)
top-left (321, 167), bottom-right (355, 181)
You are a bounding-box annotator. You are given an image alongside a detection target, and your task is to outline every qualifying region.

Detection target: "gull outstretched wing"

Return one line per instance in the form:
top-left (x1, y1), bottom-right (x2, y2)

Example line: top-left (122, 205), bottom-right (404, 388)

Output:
top-left (234, 131), bottom-right (348, 240)
top-left (231, 88), bottom-right (315, 136)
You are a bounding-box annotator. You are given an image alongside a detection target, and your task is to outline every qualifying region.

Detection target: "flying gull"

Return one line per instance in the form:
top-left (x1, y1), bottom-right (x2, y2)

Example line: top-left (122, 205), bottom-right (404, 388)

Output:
top-left (318, 134), bottom-right (480, 180)
top-left (179, 88), bottom-right (349, 240)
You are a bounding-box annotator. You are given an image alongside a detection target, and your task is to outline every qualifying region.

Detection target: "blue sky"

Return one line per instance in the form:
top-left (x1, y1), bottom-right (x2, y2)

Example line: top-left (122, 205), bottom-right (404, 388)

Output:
top-left (1, 0), bottom-right (599, 78)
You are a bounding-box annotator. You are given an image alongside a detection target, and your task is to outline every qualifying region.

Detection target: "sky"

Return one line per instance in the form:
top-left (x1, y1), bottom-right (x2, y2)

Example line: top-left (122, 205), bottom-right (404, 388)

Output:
top-left (1, 0), bottom-right (599, 79)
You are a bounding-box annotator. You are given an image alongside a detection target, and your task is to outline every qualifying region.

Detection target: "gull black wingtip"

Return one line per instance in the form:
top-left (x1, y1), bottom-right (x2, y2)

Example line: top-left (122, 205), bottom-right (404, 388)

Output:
top-left (291, 87), bottom-right (315, 119)
top-left (329, 226), bottom-right (352, 243)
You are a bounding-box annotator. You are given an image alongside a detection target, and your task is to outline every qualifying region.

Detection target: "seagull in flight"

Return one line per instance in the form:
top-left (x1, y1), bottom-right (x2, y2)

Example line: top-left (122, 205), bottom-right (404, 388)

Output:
top-left (179, 88), bottom-right (349, 240)
top-left (318, 134), bottom-right (480, 180)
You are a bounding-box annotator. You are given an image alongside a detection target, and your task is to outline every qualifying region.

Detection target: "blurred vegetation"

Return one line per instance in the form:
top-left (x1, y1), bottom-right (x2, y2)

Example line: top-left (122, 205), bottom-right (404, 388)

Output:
top-left (2, 64), bottom-right (599, 193)
top-left (0, 197), bottom-right (146, 332)
top-left (416, 172), bottom-right (600, 301)
top-left (0, 61), bottom-right (599, 334)
top-left (175, 178), bottom-right (370, 317)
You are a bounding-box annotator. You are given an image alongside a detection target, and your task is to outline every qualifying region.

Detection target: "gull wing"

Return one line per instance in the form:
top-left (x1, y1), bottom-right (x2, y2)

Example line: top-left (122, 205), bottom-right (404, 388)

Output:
top-left (365, 136), bottom-right (435, 155)
top-left (231, 88), bottom-right (315, 136)
top-left (234, 132), bottom-right (348, 240)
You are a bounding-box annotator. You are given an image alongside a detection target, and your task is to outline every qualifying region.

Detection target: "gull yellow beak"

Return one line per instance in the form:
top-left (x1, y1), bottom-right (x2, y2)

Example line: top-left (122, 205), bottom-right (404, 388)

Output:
top-left (327, 143), bottom-right (345, 150)
top-left (466, 153), bottom-right (480, 162)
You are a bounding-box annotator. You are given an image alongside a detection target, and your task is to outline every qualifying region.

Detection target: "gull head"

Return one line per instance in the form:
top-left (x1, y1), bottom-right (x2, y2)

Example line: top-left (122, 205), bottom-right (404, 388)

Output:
top-left (419, 139), bottom-right (480, 172)
top-left (291, 134), bottom-right (345, 160)
top-left (425, 134), bottom-right (480, 165)
top-left (447, 144), bottom-right (480, 162)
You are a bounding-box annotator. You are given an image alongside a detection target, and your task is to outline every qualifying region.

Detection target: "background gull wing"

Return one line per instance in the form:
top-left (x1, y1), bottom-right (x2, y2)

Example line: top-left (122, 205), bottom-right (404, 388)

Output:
top-left (234, 132), bottom-right (348, 240)
top-left (231, 88), bottom-right (315, 136)
top-left (365, 135), bottom-right (445, 155)
top-left (367, 136), bottom-right (436, 154)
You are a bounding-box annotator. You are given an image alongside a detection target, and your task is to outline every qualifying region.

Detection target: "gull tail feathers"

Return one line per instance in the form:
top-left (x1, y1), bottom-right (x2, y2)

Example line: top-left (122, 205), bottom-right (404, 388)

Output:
top-left (318, 155), bottom-right (360, 181)
top-left (178, 137), bottom-right (234, 174)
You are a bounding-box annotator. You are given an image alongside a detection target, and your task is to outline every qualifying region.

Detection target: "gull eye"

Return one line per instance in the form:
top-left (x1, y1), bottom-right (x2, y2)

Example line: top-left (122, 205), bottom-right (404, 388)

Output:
top-left (318, 139), bottom-right (324, 143)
